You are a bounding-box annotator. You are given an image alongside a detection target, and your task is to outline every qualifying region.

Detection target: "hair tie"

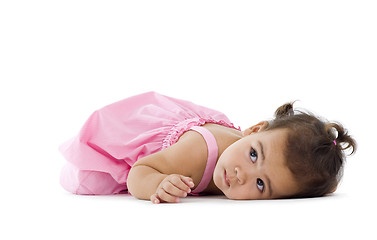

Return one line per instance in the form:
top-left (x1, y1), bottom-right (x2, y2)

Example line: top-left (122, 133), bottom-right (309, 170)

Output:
top-left (333, 140), bottom-right (337, 146)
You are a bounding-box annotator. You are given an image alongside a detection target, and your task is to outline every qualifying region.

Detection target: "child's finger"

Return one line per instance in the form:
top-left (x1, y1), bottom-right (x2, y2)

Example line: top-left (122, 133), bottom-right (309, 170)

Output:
top-left (150, 193), bottom-right (160, 204)
top-left (180, 176), bottom-right (195, 189)
top-left (157, 188), bottom-right (180, 203)
top-left (168, 175), bottom-right (192, 194)
top-left (162, 180), bottom-right (188, 198)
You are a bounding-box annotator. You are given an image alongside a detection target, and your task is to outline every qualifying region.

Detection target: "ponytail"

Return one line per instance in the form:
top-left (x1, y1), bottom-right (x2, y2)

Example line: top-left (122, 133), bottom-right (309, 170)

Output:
top-left (325, 122), bottom-right (357, 155)
top-left (274, 102), bottom-right (295, 119)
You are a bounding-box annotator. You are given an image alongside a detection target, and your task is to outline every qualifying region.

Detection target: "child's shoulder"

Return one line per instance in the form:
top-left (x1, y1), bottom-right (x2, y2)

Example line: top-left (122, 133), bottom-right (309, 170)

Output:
top-left (199, 123), bottom-right (242, 156)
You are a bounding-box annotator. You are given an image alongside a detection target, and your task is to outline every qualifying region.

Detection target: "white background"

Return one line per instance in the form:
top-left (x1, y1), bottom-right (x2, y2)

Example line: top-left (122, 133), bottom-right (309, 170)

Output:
top-left (1, 0), bottom-right (376, 239)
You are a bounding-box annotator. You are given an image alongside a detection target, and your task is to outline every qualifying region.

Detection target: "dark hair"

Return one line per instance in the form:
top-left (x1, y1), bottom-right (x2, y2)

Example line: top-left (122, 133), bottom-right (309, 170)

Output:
top-left (266, 102), bottom-right (357, 198)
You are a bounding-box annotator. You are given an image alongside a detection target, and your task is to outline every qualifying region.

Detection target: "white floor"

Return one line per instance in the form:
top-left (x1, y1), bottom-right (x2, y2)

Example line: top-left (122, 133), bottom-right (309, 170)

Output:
top-left (4, 183), bottom-right (374, 239)
top-left (1, 1), bottom-right (376, 239)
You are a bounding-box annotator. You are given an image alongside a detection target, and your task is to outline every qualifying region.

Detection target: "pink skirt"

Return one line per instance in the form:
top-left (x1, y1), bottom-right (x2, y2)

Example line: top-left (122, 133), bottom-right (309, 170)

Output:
top-left (59, 92), bottom-right (239, 195)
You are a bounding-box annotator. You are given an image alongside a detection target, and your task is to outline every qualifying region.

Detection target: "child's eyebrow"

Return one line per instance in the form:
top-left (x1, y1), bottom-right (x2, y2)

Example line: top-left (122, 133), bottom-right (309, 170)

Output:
top-left (258, 140), bottom-right (273, 197)
top-left (258, 140), bottom-right (265, 161)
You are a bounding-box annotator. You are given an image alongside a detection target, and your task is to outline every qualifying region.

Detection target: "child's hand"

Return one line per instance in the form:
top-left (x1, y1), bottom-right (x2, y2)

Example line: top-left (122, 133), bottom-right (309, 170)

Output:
top-left (150, 174), bottom-right (195, 204)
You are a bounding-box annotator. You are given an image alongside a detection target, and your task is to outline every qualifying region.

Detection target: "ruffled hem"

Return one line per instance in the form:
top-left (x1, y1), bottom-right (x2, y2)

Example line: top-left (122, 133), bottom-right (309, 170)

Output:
top-left (161, 117), bottom-right (241, 149)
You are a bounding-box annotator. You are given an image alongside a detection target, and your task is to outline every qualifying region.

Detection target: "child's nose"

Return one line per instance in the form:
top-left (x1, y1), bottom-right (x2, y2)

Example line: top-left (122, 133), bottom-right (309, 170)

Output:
top-left (234, 167), bottom-right (246, 185)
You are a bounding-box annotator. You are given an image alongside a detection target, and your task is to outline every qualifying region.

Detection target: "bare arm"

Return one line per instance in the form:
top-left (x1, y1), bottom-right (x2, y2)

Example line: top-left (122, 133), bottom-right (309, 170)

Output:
top-left (127, 130), bottom-right (207, 203)
top-left (127, 160), bottom-right (168, 200)
top-left (127, 152), bottom-right (196, 203)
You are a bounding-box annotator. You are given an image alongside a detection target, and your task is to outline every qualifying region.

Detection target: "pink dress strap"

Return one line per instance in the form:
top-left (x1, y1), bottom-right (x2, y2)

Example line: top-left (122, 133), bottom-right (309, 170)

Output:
top-left (189, 126), bottom-right (218, 194)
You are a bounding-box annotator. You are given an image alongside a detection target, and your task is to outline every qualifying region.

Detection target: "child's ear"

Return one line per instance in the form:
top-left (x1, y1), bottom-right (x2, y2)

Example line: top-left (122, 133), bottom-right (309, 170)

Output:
top-left (242, 121), bottom-right (269, 137)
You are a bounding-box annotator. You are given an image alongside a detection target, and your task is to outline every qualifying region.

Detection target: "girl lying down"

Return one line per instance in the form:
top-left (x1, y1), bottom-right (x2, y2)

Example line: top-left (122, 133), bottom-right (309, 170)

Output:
top-left (59, 92), bottom-right (356, 203)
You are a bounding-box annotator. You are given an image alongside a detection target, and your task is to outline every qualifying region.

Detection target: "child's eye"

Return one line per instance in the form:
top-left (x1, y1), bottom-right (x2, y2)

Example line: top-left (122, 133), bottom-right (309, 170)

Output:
top-left (257, 178), bottom-right (264, 192)
top-left (250, 148), bottom-right (258, 163)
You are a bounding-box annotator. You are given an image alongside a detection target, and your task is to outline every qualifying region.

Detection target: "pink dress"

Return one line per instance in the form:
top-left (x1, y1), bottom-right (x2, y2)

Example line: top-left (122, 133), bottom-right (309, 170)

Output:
top-left (59, 92), bottom-right (240, 195)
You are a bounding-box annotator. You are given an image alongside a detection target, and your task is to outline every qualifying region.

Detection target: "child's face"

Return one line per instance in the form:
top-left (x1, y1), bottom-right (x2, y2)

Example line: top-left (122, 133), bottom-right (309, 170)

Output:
top-left (213, 127), bottom-right (299, 199)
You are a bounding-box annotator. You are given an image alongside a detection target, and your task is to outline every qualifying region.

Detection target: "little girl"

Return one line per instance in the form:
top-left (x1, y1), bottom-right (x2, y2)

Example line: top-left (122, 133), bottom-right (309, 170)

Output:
top-left (59, 92), bottom-right (356, 203)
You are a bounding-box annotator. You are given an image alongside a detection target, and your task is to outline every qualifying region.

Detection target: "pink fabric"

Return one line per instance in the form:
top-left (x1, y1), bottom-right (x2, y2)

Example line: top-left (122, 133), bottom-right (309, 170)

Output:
top-left (189, 126), bottom-right (218, 194)
top-left (59, 92), bottom-right (240, 195)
